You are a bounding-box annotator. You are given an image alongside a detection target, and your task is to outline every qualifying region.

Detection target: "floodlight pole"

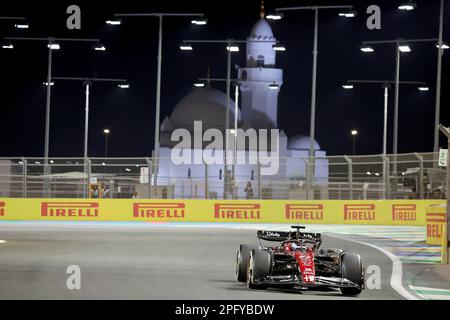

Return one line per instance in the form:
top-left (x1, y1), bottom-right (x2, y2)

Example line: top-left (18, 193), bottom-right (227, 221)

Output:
top-left (361, 38), bottom-right (438, 154)
top-left (394, 46), bottom-right (400, 157)
top-left (114, 13), bottom-right (205, 170)
top-left (226, 46), bottom-right (232, 188)
top-left (51, 77), bottom-right (128, 159)
top-left (45, 43), bottom-right (53, 173)
top-left (434, 0), bottom-right (445, 156)
top-left (3, 36), bottom-right (100, 196)
top-left (346, 79), bottom-right (426, 199)
top-left (361, 38), bottom-right (439, 197)
top-left (438, 124), bottom-right (450, 263)
top-left (276, 5), bottom-right (353, 195)
top-left (198, 76), bottom-right (279, 199)
top-left (182, 38), bottom-right (274, 199)
top-left (84, 82), bottom-right (90, 159)
top-left (52, 76), bottom-right (127, 198)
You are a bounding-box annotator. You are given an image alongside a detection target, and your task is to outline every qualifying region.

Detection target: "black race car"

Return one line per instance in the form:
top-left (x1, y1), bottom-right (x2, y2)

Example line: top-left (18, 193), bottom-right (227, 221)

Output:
top-left (236, 226), bottom-right (365, 296)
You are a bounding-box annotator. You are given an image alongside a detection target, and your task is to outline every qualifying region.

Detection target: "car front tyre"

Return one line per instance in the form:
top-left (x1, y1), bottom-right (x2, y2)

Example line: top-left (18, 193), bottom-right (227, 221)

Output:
top-left (246, 251), bottom-right (269, 290)
top-left (340, 253), bottom-right (363, 296)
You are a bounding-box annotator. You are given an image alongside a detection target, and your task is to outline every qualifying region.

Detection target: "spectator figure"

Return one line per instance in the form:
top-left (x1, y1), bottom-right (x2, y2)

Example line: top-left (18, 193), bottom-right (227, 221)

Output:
top-left (244, 181), bottom-right (254, 199)
top-left (91, 185), bottom-right (99, 198)
top-left (103, 184), bottom-right (111, 198)
top-left (132, 191), bottom-right (139, 199)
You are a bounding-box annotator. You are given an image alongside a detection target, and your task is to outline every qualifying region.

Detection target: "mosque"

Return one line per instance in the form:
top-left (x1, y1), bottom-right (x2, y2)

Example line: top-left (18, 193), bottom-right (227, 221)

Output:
top-left (147, 6), bottom-right (329, 200)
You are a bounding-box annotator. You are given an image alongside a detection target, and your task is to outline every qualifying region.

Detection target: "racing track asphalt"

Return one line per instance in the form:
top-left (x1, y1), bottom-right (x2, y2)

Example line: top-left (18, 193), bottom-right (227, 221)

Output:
top-left (0, 222), bottom-right (404, 300)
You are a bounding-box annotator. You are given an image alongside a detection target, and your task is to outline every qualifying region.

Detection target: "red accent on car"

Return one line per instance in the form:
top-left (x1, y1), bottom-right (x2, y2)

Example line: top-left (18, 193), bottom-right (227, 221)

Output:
top-left (294, 249), bottom-right (316, 284)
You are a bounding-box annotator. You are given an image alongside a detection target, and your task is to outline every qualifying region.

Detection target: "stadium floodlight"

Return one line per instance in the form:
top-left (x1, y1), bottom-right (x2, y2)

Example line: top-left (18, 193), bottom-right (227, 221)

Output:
top-left (47, 43), bottom-right (60, 50)
top-left (118, 83), bottom-right (130, 89)
top-left (266, 13), bottom-right (283, 20)
top-left (226, 44), bottom-right (239, 52)
top-left (14, 23), bottom-right (29, 29)
top-left (398, 44), bottom-right (411, 52)
top-left (342, 84), bottom-right (354, 89)
top-left (360, 45), bottom-right (374, 53)
top-left (2, 42), bottom-right (14, 49)
top-left (93, 43), bottom-right (106, 51)
top-left (193, 81), bottom-right (206, 88)
top-left (418, 86), bottom-right (429, 91)
top-left (398, 1), bottom-right (417, 11)
top-left (351, 130), bottom-right (358, 136)
top-left (106, 19), bottom-right (122, 25)
top-left (191, 18), bottom-right (207, 25)
top-left (180, 42), bottom-right (193, 51)
top-left (272, 43), bottom-right (286, 51)
top-left (43, 81), bottom-right (55, 86)
top-left (436, 43), bottom-right (449, 49)
top-left (338, 11), bottom-right (357, 18)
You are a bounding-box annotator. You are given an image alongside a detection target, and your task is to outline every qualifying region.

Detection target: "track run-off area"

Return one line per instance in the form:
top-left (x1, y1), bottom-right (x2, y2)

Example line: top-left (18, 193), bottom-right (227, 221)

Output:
top-left (0, 222), bottom-right (448, 300)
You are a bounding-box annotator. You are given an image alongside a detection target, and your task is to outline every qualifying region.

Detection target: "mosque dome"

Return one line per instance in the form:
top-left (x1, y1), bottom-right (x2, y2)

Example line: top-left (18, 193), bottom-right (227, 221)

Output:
top-left (170, 86), bottom-right (241, 130)
top-left (288, 135), bottom-right (321, 151)
top-left (249, 18), bottom-right (275, 41)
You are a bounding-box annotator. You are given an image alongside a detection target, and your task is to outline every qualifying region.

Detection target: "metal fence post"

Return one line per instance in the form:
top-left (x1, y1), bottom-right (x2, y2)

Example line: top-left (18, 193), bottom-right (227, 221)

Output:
top-left (205, 161), bottom-right (208, 199)
top-left (257, 160), bottom-right (262, 199)
top-left (344, 156), bottom-right (353, 200)
top-left (21, 157), bottom-right (27, 198)
top-left (303, 158), bottom-right (310, 200)
top-left (383, 156), bottom-right (390, 199)
top-left (86, 158), bottom-right (91, 199)
top-left (414, 153), bottom-right (424, 199)
top-left (145, 157), bottom-right (152, 199)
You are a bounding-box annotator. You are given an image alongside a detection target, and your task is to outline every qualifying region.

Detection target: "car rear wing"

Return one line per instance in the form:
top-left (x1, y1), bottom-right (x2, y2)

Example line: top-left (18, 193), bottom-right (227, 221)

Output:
top-left (257, 230), bottom-right (322, 242)
top-left (257, 230), bottom-right (291, 241)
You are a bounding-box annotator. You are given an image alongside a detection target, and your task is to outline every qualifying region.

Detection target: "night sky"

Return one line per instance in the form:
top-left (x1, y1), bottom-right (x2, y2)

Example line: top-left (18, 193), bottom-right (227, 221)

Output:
top-left (0, 0), bottom-right (449, 158)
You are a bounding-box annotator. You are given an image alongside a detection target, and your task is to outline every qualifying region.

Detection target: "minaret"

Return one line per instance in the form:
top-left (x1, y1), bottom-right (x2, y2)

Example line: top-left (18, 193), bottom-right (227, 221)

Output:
top-left (238, 1), bottom-right (283, 129)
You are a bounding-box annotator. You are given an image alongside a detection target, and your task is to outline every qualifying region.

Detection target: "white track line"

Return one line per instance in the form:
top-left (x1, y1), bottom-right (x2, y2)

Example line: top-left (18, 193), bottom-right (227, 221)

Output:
top-left (408, 285), bottom-right (450, 300)
top-left (331, 234), bottom-right (419, 300)
top-left (409, 285), bottom-right (450, 293)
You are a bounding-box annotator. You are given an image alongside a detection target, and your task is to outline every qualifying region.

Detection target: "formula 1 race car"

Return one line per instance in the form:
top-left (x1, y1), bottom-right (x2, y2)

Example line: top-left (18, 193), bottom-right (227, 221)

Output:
top-left (236, 226), bottom-right (365, 296)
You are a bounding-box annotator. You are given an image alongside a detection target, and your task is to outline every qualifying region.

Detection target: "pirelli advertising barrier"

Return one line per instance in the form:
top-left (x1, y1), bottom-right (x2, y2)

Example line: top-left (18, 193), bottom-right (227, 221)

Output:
top-left (0, 198), bottom-right (445, 226)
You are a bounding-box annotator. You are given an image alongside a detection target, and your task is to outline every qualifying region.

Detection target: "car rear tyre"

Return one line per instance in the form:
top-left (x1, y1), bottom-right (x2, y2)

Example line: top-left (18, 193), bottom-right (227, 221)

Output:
top-left (340, 253), bottom-right (363, 296)
top-left (236, 244), bottom-right (255, 282)
top-left (247, 249), bottom-right (271, 289)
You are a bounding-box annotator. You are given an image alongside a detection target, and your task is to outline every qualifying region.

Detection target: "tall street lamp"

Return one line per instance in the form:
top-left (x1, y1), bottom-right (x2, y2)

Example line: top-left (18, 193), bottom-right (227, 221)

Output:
top-left (343, 79), bottom-right (428, 198)
top-left (51, 77), bottom-right (129, 159)
top-left (269, 5), bottom-right (355, 164)
top-left (398, 1), bottom-right (417, 11)
top-left (2, 36), bottom-right (101, 175)
top-left (196, 75), bottom-right (281, 197)
top-left (351, 129), bottom-right (358, 155)
top-left (181, 39), bottom-right (284, 198)
top-left (181, 39), bottom-right (241, 200)
top-left (112, 12), bottom-right (206, 162)
top-left (360, 38), bottom-right (441, 158)
top-left (103, 128), bottom-right (110, 158)
top-left (196, 76), bottom-right (240, 198)
top-left (434, 0), bottom-right (446, 156)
